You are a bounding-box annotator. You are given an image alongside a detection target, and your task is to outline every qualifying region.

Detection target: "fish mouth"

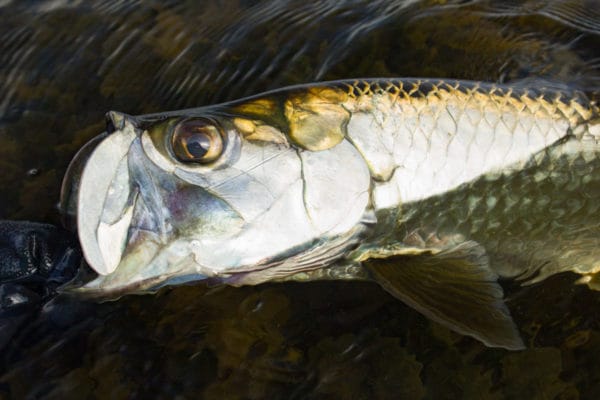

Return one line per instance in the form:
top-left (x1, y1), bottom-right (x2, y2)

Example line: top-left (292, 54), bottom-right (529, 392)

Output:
top-left (64, 112), bottom-right (245, 297)
top-left (59, 131), bottom-right (108, 230)
top-left (68, 112), bottom-right (187, 295)
top-left (75, 112), bottom-right (140, 277)
top-left (62, 112), bottom-right (178, 297)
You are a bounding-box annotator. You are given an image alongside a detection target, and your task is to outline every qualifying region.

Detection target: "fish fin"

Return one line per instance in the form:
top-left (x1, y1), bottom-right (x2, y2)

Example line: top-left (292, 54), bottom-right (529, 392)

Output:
top-left (362, 241), bottom-right (525, 350)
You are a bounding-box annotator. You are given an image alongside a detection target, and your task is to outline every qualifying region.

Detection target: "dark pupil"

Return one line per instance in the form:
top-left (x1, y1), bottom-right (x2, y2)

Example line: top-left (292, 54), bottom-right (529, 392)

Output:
top-left (185, 133), bottom-right (210, 158)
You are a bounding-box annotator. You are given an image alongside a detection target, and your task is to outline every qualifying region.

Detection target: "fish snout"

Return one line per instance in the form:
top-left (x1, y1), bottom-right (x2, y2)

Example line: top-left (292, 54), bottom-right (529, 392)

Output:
top-left (76, 116), bottom-right (139, 276)
top-left (105, 111), bottom-right (137, 133)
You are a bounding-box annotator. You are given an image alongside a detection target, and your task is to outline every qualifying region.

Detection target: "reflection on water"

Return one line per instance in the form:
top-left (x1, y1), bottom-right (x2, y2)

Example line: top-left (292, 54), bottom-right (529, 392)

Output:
top-left (1, 0), bottom-right (599, 398)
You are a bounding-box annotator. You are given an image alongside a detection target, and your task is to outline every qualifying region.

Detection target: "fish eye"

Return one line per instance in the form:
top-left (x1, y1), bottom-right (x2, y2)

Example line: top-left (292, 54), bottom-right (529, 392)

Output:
top-left (170, 118), bottom-right (224, 164)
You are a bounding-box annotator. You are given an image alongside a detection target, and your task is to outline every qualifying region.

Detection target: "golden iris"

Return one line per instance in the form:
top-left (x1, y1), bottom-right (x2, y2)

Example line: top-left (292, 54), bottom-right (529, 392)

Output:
top-left (171, 119), bottom-right (224, 163)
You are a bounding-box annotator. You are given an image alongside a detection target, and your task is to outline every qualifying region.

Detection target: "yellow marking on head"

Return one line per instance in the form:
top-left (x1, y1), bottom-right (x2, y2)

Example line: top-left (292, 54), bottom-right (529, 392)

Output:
top-left (233, 117), bottom-right (288, 145)
top-left (247, 125), bottom-right (288, 144)
top-left (284, 87), bottom-right (349, 151)
top-left (233, 118), bottom-right (256, 134)
top-left (232, 98), bottom-right (278, 117)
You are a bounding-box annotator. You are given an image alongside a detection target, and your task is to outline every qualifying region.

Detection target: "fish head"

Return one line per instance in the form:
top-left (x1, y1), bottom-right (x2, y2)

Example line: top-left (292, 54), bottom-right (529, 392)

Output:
top-left (65, 88), bottom-right (373, 297)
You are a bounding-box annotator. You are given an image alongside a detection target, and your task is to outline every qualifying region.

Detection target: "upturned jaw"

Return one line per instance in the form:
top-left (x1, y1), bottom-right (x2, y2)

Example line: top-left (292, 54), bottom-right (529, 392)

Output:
top-left (68, 235), bottom-right (207, 299)
top-left (76, 113), bottom-right (139, 277)
top-left (67, 115), bottom-right (192, 293)
top-left (65, 112), bottom-right (246, 297)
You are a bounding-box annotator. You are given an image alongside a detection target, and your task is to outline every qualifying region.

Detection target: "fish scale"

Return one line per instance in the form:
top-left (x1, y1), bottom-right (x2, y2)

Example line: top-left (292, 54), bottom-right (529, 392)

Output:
top-left (342, 79), bottom-right (597, 203)
top-left (67, 78), bottom-right (600, 349)
top-left (340, 79), bottom-right (600, 282)
top-left (368, 140), bottom-right (600, 283)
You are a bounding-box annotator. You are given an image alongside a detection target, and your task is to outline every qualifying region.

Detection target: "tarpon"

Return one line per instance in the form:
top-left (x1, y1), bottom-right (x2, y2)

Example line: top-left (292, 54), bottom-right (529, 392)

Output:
top-left (61, 79), bottom-right (600, 350)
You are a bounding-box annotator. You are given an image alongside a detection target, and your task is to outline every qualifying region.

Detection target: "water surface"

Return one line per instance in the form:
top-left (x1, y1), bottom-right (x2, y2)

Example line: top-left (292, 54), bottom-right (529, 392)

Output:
top-left (1, 0), bottom-right (600, 398)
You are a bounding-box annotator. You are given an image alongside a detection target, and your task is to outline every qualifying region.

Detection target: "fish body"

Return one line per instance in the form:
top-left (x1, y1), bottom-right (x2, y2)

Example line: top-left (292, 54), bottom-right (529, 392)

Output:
top-left (63, 79), bottom-right (600, 350)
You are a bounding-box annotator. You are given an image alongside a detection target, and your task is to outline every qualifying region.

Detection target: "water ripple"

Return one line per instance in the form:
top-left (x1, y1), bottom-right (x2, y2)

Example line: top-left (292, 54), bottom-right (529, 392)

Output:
top-left (0, 0), bottom-right (598, 221)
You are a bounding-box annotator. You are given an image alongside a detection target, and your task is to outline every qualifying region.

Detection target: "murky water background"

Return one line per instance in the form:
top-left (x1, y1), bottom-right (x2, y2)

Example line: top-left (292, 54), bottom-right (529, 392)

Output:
top-left (1, 0), bottom-right (600, 398)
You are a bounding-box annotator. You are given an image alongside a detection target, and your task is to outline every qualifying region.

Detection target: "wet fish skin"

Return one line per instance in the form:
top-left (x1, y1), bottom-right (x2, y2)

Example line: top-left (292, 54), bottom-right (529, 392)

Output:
top-left (65, 78), bottom-right (600, 350)
top-left (335, 79), bottom-right (600, 282)
top-left (231, 78), bottom-right (600, 283)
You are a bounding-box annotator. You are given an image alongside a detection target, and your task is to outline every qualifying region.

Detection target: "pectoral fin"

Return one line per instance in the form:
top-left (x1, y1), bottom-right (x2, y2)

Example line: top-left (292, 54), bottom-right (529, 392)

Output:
top-left (362, 241), bottom-right (524, 350)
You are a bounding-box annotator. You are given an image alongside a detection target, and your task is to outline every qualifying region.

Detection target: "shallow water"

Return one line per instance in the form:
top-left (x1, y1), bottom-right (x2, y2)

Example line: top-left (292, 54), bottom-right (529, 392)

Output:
top-left (1, 0), bottom-right (600, 398)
